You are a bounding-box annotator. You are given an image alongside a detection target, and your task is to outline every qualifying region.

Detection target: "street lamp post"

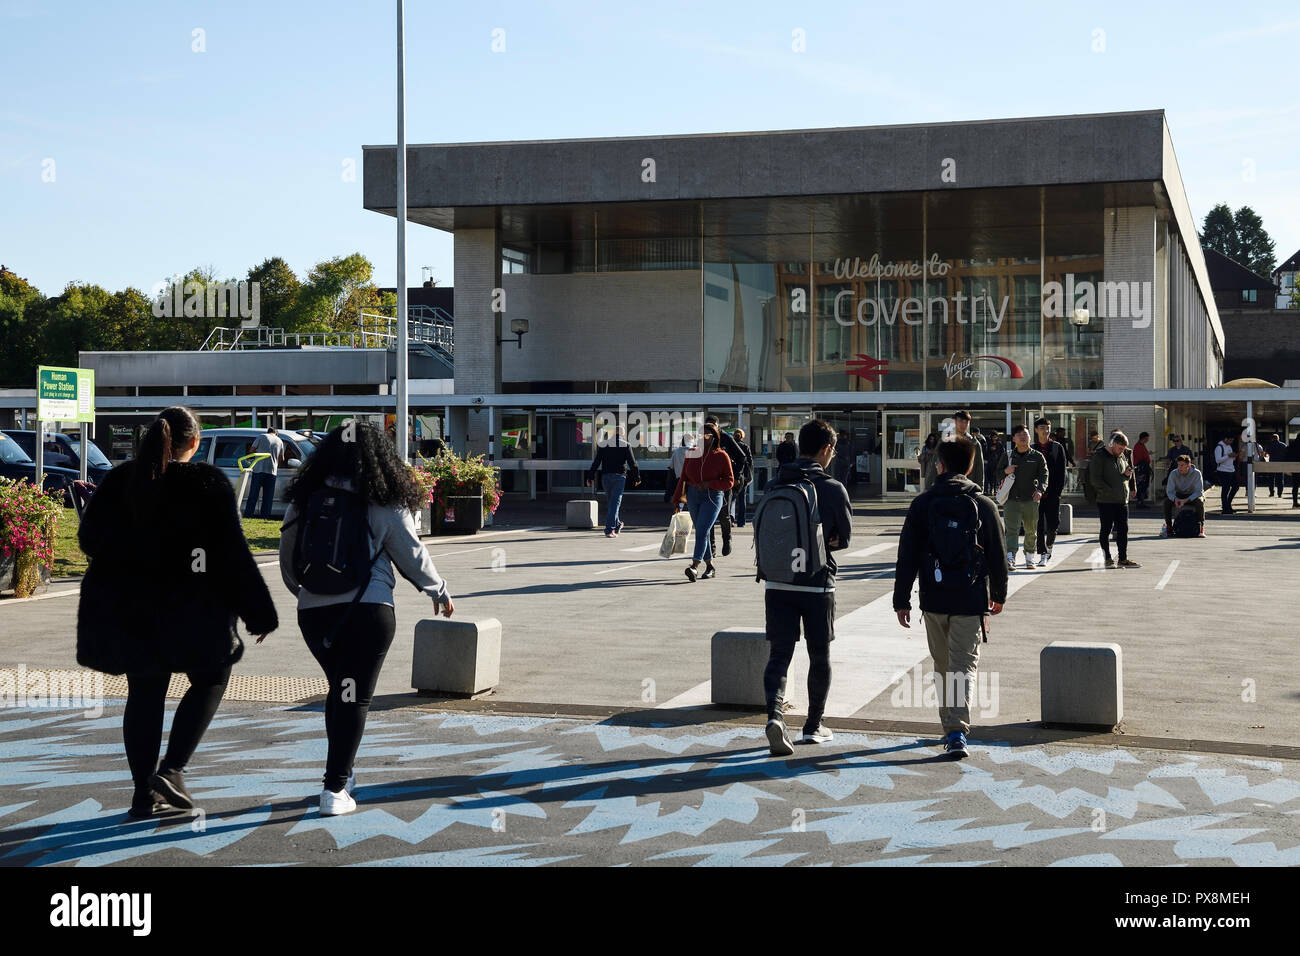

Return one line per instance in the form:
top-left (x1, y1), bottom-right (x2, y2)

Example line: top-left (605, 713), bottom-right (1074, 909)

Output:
top-left (395, 0), bottom-right (409, 461)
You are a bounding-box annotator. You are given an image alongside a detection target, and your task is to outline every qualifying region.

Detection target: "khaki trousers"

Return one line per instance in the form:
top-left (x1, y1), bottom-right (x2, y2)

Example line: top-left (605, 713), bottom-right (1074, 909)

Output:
top-left (922, 612), bottom-right (984, 734)
top-left (1003, 498), bottom-right (1038, 556)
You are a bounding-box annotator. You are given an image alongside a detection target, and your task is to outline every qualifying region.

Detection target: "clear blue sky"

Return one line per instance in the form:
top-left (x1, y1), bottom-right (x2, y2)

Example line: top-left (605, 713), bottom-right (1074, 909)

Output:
top-left (4, 0), bottom-right (1298, 297)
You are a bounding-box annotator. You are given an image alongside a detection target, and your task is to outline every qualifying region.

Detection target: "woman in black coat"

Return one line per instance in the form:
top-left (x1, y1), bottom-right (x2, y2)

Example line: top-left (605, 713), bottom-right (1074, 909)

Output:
top-left (77, 406), bottom-right (278, 818)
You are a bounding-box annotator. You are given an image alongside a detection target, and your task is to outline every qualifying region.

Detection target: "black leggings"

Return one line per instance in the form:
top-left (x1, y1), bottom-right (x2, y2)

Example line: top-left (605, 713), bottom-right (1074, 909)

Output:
top-left (299, 602), bottom-right (396, 792)
top-left (1218, 472), bottom-right (1239, 511)
top-left (124, 666), bottom-right (231, 790)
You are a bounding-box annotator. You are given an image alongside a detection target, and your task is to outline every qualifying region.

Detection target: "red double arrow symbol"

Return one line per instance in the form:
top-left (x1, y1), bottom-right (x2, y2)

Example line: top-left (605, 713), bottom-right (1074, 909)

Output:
top-left (846, 354), bottom-right (889, 381)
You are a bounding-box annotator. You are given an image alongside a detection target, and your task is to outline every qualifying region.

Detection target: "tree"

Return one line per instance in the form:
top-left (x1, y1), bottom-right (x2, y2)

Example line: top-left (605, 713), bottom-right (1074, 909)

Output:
top-left (1200, 204), bottom-right (1236, 257)
top-left (288, 254), bottom-right (383, 334)
top-left (246, 256), bottom-right (301, 329)
top-left (0, 266), bottom-right (44, 387)
top-left (1199, 204), bottom-right (1277, 277)
top-left (1233, 207), bottom-right (1276, 278)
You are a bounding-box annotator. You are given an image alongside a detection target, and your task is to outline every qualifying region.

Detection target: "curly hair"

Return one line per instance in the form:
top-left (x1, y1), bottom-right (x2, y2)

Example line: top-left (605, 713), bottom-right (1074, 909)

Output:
top-left (287, 421), bottom-right (425, 513)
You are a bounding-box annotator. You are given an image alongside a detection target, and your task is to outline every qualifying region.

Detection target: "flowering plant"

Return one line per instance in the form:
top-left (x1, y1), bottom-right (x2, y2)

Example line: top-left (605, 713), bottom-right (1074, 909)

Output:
top-left (411, 450), bottom-right (502, 521)
top-left (0, 477), bottom-right (63, 598)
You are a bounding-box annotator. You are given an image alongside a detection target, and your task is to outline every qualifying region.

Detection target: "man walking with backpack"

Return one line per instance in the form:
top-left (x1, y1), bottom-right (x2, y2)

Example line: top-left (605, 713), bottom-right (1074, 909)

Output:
top-left (1032, 417), bottom-right (1067, 566)
top-left (752, 420), bottom-right (852, 756)
top-left (894, 436), bottom-right (1007, 759)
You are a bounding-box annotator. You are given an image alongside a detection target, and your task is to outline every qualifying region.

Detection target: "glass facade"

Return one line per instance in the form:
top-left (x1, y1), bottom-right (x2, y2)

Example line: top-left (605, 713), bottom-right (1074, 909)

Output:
top-left (503, 185), bottom-right (1119, 395)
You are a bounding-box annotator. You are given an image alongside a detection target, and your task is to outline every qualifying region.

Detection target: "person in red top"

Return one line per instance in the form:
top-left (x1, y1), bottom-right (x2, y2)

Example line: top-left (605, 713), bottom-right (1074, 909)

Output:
top-left (671, 422), bottom-right (734, 581)
top-left (1132, 431), bottom-right (1152, 508)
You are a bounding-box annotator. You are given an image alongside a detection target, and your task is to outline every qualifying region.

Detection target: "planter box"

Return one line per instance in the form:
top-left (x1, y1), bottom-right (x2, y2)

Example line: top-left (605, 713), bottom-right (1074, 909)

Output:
top-left (440, 496), bottom-right (484, 535)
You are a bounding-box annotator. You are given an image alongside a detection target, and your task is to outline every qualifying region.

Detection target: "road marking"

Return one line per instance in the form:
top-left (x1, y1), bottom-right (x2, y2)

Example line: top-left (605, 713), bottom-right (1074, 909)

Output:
top-left (430, 546), bottom-right (495, 558)
top-left (594, 560), bottom-right (659, 576)
top-left (845, 542), bottom-right (895, 559)
top-left (1155, 560), bottom-right (1180, 590)
top-left (621, 542), bottom-right (663, 552)
top-left (658, 536), bottom-right (1090, 716)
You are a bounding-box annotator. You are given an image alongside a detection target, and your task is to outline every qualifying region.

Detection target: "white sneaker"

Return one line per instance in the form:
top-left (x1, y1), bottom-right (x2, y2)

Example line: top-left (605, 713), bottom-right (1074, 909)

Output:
top-left (1036, 553), bottom-right (1048, 567)
top-left (345, 772), bottom-right (356, 796)
top-left (1006, 551), bottom-right (1017, 570)
top-left (320, 787), bottom-right (357, 816)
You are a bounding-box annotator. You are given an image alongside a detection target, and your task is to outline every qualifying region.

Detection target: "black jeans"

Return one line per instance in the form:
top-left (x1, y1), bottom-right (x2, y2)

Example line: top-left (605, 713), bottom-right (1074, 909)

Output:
top-left (763, 589), bottom-right (834, 731)
top-left (1036, 494), bottom-right (1061, 554)
top-left (1218, 471), bottom-right (1239, 512)
top-left (300, 602), bottom-right (397, 792)
top-left (124, 666), bottom-right (231, 790)
top-left (1097, 502), bottom-right (1129, 561)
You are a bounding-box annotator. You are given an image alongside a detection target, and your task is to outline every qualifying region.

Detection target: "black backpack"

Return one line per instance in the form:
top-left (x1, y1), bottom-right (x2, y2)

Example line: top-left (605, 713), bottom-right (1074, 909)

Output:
top-left (925, 493), bottom-right (984, 591)
top-left (1171, 505), bottom-right (1200, 539)
top-left (291, 487), bottom-right (377, 595)
top-left (752, 476), bottom-right (826, 586)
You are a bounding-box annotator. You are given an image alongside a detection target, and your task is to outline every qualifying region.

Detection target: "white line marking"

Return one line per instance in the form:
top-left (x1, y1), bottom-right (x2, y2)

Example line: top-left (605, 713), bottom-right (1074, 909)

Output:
top-left (621, 542), bottom-right (663, 552)
top-left (0, 586), bottom-right (82, 603)
top-left (594, 560), bottom-right (659, 576)
top-left (1155, 559), bottom-right (1180, 590)
top-left (845, 542), bottom-right (895, 558)
top-left (429, 546), bottom-right (495, 558)
top-left (658, 536), bottom-right (1090, 716)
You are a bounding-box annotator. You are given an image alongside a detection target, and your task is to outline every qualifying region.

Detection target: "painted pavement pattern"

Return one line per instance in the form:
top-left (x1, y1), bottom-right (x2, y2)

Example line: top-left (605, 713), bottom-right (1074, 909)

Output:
top-left (1, 703), bottom-right (1299, 866)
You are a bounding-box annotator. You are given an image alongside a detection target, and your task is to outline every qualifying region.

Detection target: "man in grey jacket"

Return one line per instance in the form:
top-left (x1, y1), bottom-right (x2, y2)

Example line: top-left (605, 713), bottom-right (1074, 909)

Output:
top-left (1089, 431), bottom-right (1140, 569)
top-left (995, 424), bottom-right (1048, 571)
top-left (1163, 454), bottom-right (1206, 537)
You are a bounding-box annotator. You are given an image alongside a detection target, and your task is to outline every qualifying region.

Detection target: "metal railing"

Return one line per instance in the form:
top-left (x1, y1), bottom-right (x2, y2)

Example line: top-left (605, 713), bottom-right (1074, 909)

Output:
top-left (200, 306), bottom-right (454, 358)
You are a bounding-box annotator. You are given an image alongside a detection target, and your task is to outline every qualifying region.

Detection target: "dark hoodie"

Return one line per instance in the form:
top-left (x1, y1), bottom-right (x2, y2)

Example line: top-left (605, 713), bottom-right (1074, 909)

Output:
top-left (894, 472), bottom-right (1008, 617)
top-left (770, 458), bottom-right (853, 589)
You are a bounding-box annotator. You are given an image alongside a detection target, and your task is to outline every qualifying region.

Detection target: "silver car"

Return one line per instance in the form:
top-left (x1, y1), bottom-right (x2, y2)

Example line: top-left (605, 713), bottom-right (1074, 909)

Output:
top-left (192, 428), bottom-right (314, 518)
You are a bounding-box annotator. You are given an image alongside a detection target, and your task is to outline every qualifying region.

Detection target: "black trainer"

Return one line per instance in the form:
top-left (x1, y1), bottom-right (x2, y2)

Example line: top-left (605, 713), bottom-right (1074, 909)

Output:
top-left (150, 767), bottom-right (194, 810)
top-left (128, 788), bottom-right (181, 820)
top-left (765, 718), bottom-right (794, 757)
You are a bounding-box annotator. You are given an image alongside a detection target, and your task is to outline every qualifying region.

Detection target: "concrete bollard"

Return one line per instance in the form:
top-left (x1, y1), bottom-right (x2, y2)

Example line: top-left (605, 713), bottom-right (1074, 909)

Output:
top-left (710, 629), bottom-right (769, 708)
top-left (412, 617), bottom-right (501, 696)
top-left (1040, 641), bottom-right (1122, 728)
top-left (566, 499), bottom-right (598, 529)
top-left (1059, 502), bottom-right (1073, 534)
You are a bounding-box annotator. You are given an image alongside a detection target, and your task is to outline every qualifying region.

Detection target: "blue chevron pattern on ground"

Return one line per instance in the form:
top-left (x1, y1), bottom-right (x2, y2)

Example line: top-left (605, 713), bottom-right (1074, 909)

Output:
top-left (2, 703), bottom-right (1298, 866)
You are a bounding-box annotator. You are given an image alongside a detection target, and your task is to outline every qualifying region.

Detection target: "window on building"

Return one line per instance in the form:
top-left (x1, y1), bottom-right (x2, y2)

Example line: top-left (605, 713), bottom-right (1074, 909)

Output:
top-left (1241, 289), bottom-right (1257, 303)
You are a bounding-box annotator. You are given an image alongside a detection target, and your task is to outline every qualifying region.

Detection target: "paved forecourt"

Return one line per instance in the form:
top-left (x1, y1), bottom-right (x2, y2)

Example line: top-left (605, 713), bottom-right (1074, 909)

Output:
top-left (2, 700), bottom-right (1299, 866)
top-left (0, 507), bottom-right (1297, 749)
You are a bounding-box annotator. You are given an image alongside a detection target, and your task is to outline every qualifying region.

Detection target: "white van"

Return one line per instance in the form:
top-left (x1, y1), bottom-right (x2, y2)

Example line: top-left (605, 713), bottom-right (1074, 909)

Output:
top-left (192, 428), bottom-right (315, 518)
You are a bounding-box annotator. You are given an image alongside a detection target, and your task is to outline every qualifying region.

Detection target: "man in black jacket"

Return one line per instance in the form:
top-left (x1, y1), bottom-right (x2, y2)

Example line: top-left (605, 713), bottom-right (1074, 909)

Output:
top-left (762, 420), bottom-right (853, 756)
top-left (775, 432), bottom-right (798, 465)
top-left (585, 426), bottom-right (639, 537)
top-left (705, 416), bottom-right (744, 557)
top-left (893, 436), bottom-right (1007, 759)
top-left (731, 428), bottom-right (755, 526)
top-left (1032, 417), bottom-right (1067, 567)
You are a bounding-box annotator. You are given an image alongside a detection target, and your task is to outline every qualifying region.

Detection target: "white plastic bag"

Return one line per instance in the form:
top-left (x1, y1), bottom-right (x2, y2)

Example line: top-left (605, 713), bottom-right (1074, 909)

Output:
top-left (659, 511), bottom-right (693, 558)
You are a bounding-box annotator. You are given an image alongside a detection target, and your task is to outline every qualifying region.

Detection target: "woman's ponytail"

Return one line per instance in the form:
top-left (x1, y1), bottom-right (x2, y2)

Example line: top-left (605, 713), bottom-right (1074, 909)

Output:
top-left (130, 406), bottom-right (200, 502)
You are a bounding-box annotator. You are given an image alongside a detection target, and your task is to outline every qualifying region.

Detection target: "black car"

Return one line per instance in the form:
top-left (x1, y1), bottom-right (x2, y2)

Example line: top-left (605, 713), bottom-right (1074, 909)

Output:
top-left (0, 432), bottom-right (81, 499)
top-left (3, 430), bottom-right (113, 484)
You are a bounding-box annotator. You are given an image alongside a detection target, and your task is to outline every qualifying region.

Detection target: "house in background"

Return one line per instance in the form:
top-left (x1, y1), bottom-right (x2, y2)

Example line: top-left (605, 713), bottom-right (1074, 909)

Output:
top-left (1273, 248), bottom-right (1300, 310)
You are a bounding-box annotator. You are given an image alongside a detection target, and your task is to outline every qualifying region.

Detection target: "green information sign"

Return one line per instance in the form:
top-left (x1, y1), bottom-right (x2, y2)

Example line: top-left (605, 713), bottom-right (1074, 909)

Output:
top-left (37, 365), bottom-right (95, 423)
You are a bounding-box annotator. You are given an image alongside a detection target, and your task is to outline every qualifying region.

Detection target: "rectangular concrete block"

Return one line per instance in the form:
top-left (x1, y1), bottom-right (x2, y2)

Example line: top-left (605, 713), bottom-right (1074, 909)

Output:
top-left (711, 629), bottom-right (769, 708)
top-left (412, 617), bottom-right (501, 696)
top-left (1059, 502), bottom-right (1073, 534)
top-left (566, 499), bottom-right (598, 528)
top-left (1040, 641), bottom-right (1123, 728)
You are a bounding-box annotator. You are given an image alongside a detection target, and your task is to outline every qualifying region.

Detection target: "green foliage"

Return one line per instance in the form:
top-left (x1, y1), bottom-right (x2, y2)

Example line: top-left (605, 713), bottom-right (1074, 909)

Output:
top-left (0, 253), bottom-right (383, 386)
top-left (1200, 204), bottom-right (1277, 278)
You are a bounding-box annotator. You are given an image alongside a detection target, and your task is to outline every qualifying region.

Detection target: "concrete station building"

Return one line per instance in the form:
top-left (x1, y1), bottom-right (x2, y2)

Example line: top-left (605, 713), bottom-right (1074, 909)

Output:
top-left (360, 109), bottom-right (1296, 497)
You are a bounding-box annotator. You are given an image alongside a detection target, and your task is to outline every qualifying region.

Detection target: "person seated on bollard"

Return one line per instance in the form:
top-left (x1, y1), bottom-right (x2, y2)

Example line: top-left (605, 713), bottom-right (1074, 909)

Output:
top-left (1162, 454), bottom-right (1206, 538)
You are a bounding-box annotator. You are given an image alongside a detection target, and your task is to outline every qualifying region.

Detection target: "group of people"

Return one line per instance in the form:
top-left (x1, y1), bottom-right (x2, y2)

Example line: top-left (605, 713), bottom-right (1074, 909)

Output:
top-left (77, 407), bottom-right (453, 820)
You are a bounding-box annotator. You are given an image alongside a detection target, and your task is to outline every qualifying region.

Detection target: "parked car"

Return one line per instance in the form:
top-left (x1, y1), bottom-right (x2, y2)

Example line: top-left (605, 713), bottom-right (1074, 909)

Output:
top-left (3, 430), bottom-right (113, 484)
top-left (190, 428), bottom-right (315, 518)
top-left (0, 431), bottom-right (81, 501)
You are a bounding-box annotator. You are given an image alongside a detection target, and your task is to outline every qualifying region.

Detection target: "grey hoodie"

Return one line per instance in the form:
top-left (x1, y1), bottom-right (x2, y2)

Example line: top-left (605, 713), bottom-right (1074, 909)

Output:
top-left (279, 477), bottom-right (451, 610)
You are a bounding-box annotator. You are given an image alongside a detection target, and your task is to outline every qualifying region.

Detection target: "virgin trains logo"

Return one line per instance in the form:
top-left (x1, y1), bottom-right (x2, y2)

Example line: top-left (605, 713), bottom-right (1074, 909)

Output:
top-left (943, 354), bottom-right (1024, 381)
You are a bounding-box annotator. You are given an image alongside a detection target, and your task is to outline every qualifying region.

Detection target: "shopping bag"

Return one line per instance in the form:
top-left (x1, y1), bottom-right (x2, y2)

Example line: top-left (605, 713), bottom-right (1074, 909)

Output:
top-left (659, 511), bottom-right (693, 558)
top-left (995, 474), bottom-right (1015, 505)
